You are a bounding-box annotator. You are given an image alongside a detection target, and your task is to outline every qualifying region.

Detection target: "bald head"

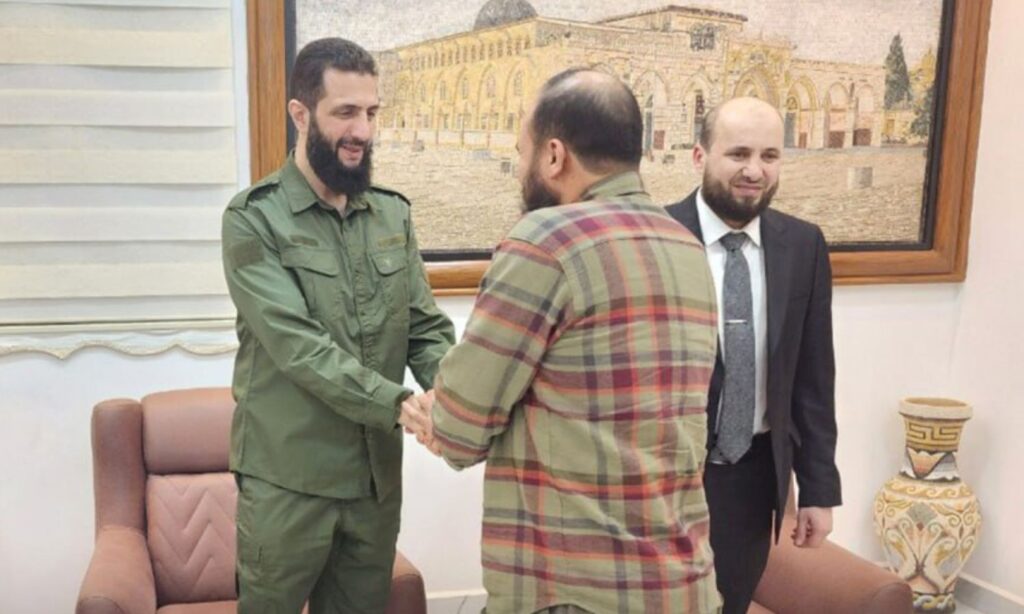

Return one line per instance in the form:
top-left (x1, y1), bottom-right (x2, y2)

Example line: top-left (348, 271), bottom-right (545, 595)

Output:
top-left (529, 68), bottom-right (643, 172)
top-left (700, 97), bottom-right (783, 152)
top-left (693, 96), bottom-right (784, 227)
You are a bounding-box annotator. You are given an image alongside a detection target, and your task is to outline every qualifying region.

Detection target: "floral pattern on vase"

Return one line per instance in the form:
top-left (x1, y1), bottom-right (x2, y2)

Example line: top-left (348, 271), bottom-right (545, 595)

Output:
top-left (873, 397), bottom-right (981, 612)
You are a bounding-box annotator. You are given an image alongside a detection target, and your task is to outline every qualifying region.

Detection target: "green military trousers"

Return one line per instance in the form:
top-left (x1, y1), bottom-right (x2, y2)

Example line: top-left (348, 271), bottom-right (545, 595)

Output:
top-left (236, 473), bottom-right (401, 613)
top-left (484, 606), bottom-right (594, 614)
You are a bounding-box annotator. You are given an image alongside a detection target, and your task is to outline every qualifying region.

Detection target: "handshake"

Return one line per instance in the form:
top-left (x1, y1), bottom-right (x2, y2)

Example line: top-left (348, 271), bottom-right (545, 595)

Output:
top-left (398, 390), bottom-right (441, 456)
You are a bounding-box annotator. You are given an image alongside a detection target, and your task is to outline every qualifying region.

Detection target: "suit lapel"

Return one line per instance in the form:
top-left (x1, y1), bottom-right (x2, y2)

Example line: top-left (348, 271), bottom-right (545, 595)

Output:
top-left (674, 191), bottom-right (791, 358)
top-left (762, 210), bottom-right (791, 359)
top-left (674, 194), bottom-right (795, 527)
top-left (673, 190), bottom-right (703, 242)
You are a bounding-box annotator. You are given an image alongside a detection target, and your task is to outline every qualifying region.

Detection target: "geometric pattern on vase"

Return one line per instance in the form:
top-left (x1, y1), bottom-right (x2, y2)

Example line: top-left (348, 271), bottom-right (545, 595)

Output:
top-left (904, 417), bottom-right (967, 453)
top-left (905, 449), bottom-right (959, 481)
top-left (873, 398), bottom-right (981, 613)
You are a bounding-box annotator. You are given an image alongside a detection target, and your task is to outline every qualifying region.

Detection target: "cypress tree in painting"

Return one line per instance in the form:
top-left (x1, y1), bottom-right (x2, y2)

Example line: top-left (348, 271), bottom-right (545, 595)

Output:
top-left (885, 33), bottom-right (913, 109)
top-left (910, 81), bottom-right (934, 138)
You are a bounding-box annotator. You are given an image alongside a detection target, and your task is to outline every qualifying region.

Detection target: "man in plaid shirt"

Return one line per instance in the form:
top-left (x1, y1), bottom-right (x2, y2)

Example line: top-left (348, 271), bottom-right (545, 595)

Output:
top-left (427, 69), bottom-right (722, 613)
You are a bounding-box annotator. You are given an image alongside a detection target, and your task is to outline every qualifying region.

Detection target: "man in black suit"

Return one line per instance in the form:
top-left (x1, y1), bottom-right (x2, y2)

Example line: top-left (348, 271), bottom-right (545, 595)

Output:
top-left (666, 97), bottom-right (842, 614)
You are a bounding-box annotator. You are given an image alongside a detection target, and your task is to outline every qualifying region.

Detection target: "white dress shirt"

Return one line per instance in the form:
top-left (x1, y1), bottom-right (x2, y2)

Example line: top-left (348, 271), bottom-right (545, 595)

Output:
top-left (696, 190), bottom-right (769, 435)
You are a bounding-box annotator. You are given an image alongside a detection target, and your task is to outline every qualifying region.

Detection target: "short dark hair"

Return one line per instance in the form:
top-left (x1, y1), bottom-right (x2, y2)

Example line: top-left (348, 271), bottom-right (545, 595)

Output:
top-left (698, 105), bottom-right (721, 150)
top-left (529, 68), bottom-right (643, 172)
top-left (289, 37), bottom-right (377, 111)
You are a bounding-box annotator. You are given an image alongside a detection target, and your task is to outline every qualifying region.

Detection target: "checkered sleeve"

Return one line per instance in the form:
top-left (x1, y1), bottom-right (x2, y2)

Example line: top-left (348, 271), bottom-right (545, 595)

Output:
top-left (431, 238), bottom-right (571, 469)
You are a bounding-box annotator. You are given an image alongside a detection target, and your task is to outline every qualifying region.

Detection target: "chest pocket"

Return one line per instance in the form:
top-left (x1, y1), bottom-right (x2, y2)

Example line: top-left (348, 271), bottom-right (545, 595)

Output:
top-left (371, 248), bottom-right (409, 319)
top-left (281, 246), bottom-right (340, 317)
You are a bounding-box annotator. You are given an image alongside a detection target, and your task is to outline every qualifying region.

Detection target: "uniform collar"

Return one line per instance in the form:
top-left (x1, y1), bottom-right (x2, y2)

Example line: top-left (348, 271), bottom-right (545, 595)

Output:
top-left (580, 171), bottom-right (651, 205)
top-left (696, 188), bottom-right (763, 248)
top-left (281, 152), bottom-right (373, 215)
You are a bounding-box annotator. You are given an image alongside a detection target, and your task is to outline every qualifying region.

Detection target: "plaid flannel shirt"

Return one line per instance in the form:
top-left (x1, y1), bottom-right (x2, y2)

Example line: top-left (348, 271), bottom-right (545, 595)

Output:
top-left (432, 172), bottom-right (722, 613)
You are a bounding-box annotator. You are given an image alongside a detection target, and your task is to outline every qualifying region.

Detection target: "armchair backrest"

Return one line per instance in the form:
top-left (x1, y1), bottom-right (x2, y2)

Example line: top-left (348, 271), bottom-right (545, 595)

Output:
top-left (92, 388), bottom-right (238, 606)
top-left (141, 388), bottom-right (233, 475)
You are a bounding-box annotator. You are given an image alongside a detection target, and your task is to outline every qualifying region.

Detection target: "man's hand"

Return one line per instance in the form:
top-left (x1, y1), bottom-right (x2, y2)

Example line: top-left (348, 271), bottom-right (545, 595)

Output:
top-left (792, 506), bottom-right (833, 548)
top-left (399, 397), bottom-right (430, 438)
top-left (414, 389), bottom-right (435, 413)
top-left (416, 390), bottom-right (442, 456)
top-left (398, 392), bottom-right (441, 456)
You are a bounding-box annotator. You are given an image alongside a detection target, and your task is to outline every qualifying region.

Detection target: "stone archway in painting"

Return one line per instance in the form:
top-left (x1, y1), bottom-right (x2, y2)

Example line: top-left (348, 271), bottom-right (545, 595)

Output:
top-left (588, 62), bottom-right (617, 76)
top-left (391, 75), bottom-right (412, 129)
top-left (633, 71), bottom-right (669, 153)
top-left (600, 57), bottom-right (634, 85)
top-left (412, 77), bottom-right (430, 130)
top-left (475, 64), bottom-right (501, 132)
top-left (823, 83), bottom-right (849, 148)
top-left (433, 74), bottom-right (455, 131)
top-left (852, 85), bottom-right (876, 146)
top-left (682, 73), bottom-right (714, 147)
top-left (503, 59), bottom-right (537, 135)
top-left (733, 66), bottom-right (780, 108)
top-left (784, 79), bottom-right (817, 149)
top-left (451, 68), bottom-right (474, 131)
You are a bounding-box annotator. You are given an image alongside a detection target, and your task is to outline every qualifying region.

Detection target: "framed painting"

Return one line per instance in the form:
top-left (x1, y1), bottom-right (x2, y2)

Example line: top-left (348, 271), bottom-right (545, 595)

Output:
top-left (247, 0), bottom-right (991, 292)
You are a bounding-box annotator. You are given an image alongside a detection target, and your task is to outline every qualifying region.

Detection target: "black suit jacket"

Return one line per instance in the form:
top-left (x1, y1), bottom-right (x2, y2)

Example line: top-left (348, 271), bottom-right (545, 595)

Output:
top-left (665, 190), bottom-right (842, 533)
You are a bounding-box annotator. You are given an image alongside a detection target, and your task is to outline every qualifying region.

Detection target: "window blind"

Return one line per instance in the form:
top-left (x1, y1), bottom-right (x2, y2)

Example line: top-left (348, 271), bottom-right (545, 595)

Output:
top-left (0, 0), bottom-right (243, 328)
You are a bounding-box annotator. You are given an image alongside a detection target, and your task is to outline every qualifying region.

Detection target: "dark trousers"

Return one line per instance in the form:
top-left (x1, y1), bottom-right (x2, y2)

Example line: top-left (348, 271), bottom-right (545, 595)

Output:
top-left (704, 432), bottom-right (776, 614)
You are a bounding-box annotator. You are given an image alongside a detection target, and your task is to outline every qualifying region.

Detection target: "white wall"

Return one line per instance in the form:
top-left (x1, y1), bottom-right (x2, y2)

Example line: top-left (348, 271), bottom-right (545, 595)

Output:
top-left (0, 298), bottom-right (483, 613)
top-left (821, 0), bottom-right (1024, 595)
top-left (948, 0), bottom-right (1024, 594)
top-left (2, 0), bottom-right (1023, 610)
top-left (828, 283), bottom-right (961, 554)
top-left (0, 348), bottom-right (236, 612)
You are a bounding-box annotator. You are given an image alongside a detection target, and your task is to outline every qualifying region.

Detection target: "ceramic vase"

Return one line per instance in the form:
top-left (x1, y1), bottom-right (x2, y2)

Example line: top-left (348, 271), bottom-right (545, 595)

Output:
top-left (873, 397), bottom-right (981, 612)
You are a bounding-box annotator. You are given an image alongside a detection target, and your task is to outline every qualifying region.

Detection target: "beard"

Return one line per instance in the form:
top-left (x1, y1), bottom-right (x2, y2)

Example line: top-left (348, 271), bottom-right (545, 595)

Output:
top-left (519, 154), bottom-right (561, 213)
top-left (306, 115), bottom-right (372, 197)
top-left (701, 171), bottom-right (779, 227)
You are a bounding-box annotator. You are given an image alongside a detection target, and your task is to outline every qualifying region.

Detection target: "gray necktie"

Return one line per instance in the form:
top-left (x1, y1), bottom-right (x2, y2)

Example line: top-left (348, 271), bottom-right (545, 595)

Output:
top-left (711, 232), bottom-right (755, 463)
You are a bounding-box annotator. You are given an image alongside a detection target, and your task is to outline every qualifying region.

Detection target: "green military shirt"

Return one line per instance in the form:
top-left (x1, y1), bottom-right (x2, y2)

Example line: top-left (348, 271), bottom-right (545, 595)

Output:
top-left (222, 154), bottom-right (455, 501)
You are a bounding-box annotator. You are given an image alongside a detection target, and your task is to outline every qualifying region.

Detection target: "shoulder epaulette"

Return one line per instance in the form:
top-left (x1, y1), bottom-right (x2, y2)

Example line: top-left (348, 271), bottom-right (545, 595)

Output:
top-left (227, 172), bottom-right (281, 210)
top-left (369, 184), bottom-right (412, 207)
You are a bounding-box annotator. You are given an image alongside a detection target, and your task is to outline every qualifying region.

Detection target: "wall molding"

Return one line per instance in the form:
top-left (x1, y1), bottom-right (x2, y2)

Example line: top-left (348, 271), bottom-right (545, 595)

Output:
top-left (0, 320), bottom-right (237, 359)
top-left (957, 573), bottom-right (1024, 614)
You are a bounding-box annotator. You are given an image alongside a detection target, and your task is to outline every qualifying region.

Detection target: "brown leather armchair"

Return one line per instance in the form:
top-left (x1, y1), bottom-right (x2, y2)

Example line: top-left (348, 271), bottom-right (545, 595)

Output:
top-left (748, 493), bottom-right (913, 613)
top-left (76, 388), bottom-right (427, 614)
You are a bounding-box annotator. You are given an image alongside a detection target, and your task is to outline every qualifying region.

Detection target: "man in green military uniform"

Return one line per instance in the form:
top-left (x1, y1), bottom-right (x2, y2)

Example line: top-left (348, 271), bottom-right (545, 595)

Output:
top-left (221, 37), bottom-right (455, 613)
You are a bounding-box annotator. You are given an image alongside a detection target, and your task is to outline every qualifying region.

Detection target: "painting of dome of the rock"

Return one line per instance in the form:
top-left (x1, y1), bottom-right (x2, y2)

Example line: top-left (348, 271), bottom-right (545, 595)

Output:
top-left (296, 1), bottom-right (946, 253)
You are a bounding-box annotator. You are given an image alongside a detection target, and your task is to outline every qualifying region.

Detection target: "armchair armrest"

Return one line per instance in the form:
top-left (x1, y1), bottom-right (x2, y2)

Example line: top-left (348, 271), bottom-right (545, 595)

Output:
top-left (385, 551), bottom-right (427, 614)
top-left (752, 516), bottom-right (912, 614)
top-left (77, 526), bottom-right (157, 614)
